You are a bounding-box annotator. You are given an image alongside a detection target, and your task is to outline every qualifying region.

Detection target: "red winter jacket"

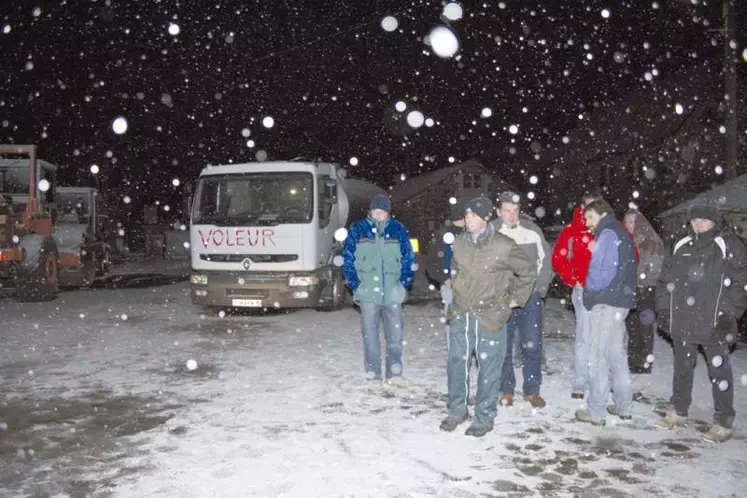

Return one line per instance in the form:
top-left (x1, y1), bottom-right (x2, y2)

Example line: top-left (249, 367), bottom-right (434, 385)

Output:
top-left (552, 205), bottom-right (641, 288)
top-left (552, 206), bottom-right (594, 288)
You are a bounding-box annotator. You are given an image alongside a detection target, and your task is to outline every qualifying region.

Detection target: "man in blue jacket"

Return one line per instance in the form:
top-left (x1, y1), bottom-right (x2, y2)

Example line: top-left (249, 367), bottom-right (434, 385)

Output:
top-left (343, 193), bottom-right (415, 386)
top-left (575, 199), bottom-right (638, 426)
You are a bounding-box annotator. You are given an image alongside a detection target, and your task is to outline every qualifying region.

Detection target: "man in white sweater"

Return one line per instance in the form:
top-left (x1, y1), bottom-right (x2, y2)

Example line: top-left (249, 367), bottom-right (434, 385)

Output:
top-left (491, 191), bottom-right (552, 408)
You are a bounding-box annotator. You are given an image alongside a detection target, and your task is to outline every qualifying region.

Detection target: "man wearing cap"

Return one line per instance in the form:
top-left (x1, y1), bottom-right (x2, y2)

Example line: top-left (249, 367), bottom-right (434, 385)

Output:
top-left (440, 196), bottom-right (537, 437)
top-left (343, 193), bottom-right (415, 386)
top-left (492, 191), bottom-right (553, 409)
top-left (655, 202), bottom-right (747, 443)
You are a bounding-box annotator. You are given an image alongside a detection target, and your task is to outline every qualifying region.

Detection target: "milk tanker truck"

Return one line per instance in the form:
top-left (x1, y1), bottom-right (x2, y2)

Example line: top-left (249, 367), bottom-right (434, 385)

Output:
top-left (189, 159), bottom-right (393, 311)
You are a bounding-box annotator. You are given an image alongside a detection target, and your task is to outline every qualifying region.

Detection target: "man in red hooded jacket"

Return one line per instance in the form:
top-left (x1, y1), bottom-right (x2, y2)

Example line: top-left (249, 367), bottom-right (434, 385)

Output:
top-left (552, 192), bottom-right (600, 399)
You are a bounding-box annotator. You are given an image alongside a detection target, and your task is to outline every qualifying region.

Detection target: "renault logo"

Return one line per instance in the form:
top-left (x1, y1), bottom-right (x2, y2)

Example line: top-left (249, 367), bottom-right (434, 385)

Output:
top-left (241, 258), bottom-right (252, 270)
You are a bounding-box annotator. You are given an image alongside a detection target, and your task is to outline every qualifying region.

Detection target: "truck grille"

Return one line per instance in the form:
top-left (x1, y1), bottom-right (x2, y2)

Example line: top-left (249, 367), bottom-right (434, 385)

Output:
top-left (226, 289), bottom-right (269, 298)
top-left (200, 254), bottom-right (298, 263)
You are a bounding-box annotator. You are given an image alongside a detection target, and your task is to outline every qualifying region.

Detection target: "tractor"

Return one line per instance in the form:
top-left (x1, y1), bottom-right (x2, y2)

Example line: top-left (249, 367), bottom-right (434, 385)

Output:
top-left (0, 144), bottom-right (60, 301)
top-left (0, 144), bottom-right (111, 301)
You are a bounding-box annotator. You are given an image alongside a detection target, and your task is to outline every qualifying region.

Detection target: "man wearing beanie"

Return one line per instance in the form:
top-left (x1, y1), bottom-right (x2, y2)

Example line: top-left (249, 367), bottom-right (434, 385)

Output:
top-left (440, 196), bottom-right (537, 437)
top-left (342, 193), bottom-right (415, 387)
top-left (655, 201), bottom-right (747, 443)
top-left (491, 191), bottom-right (552, 409)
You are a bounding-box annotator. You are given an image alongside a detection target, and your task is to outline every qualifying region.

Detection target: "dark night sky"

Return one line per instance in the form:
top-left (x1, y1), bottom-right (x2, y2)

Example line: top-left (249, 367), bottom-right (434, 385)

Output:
top-left (1, 0), bottom-right (745, 220)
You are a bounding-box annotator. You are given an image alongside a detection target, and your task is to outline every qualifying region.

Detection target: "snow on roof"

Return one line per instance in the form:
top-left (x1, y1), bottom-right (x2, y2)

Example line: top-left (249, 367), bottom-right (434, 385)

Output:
top-left (658, 173), bottom-right (747, 218)
top-left (199, 161), bottom-right (336, 177)
top-left (391, 159), bottom-right (517, 203)
top-left (0, 158), bottom-right (58, 172)
top-left (341, 177), bottom-right (385, 200)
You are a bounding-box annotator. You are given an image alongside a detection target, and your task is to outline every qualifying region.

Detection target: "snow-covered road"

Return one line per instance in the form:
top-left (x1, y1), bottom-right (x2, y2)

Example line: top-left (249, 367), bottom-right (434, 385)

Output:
top-left (1, 282), bottom-right (745, 497)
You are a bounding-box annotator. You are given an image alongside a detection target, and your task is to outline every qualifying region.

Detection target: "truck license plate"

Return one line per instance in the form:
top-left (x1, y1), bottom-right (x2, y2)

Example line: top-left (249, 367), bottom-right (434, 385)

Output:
top-left (231, 299), bottom-right (263, 307)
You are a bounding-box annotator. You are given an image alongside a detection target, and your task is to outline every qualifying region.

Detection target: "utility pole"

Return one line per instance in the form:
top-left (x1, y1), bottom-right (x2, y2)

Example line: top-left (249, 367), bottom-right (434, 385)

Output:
top-left (723, 0), bottom-right (739, 179)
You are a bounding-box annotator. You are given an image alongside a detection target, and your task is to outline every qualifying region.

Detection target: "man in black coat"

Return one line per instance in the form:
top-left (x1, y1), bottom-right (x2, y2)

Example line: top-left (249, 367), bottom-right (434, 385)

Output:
top-left (655, 202), bottom-right (747, 443)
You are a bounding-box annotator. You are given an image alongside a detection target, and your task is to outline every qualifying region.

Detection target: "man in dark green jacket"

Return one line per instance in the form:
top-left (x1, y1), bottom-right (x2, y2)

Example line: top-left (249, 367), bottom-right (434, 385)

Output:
top-left (439, 196), bottom-right (537, 437)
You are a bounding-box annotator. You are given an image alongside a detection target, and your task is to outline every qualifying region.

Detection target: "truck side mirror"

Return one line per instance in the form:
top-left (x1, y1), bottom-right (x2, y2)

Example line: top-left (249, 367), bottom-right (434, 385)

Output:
top-left (325, 180), bottom-right (338, 204)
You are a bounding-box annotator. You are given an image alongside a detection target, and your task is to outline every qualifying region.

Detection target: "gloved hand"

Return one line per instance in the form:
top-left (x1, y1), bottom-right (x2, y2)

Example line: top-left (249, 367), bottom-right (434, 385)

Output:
top-left (715, 312), bottom-right (736, 342)
top-left (440, 285), bottom-right (453, 306)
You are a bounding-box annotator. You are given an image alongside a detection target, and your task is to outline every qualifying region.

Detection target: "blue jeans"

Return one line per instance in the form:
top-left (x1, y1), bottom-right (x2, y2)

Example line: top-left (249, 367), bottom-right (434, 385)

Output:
top-left (500, 293), bottom-right (544, 396)
top-left (446, 313), bottom-right (508, 428)
top-left (572, 286), bottom-right (592, 391)
top-left (587, 305), bottom-right (632, 419)
top-left (359, 302), bottom-right (404, 380)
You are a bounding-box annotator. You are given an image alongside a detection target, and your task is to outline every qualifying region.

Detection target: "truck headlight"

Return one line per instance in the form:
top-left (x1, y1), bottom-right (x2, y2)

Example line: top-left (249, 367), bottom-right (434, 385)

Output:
top-left (190, 274), bottom-right (208, 285)
top-left (289, 275), bottom-right (317, 287)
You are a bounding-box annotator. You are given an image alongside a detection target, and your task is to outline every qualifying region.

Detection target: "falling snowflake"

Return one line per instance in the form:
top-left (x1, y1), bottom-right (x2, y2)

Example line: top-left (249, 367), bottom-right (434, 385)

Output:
top-left (262, 116), bottom-right (275, 128)
top-left (186, 359), bottom-right (198, 371)
top-left (407, 110), bottom-right (425, 128)
top-left (112, 116), bottom-right (128, 134)
top-left (381, 16), bottom-right (398, 32)
top-left (443, 3), bottom-right (463, 21)
top-left (428, 25), bottom-right (459, 58)
top-left (443, 232), bottom-right (456, 244)
top-left (334, 228), bottom-right (348, 242)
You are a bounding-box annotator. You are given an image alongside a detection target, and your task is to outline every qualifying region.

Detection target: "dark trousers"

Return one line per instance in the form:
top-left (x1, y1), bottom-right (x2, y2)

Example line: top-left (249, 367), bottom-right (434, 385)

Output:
top-left (626, 286), bottom-right (656, 373)
top-left (672, 341), bottom-right (735, 428)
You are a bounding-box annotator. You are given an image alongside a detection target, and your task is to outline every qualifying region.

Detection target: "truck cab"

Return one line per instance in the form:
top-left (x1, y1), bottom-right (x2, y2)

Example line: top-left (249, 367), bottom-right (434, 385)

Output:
top-left (189, 160), bottom-right (373, 310)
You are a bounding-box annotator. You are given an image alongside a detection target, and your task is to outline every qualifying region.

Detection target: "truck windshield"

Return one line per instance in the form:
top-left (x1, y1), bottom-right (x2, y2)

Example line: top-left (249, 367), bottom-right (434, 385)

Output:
top-left (192, 172), bottom-right (314, 226)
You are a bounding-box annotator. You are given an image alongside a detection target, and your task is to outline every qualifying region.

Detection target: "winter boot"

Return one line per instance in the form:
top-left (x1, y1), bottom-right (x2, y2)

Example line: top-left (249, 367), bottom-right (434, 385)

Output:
top-left (575, 409), bottom-right (606, 426)
top-left (655, 410), bottom-right (688, 429)
top-left (702, 424), bottom-right (732, 443)
top-left (524, 394), bottom-right (547, 409)
top-left (606, 405), bottom-right (632, 420)
top-left (498, 393), bottom-right (514, 407)
top-left (385, 377), bottom-right (408, 388)
top-left (439, 412), bottom-right (469, 432)
top-left (465, 423), bottom-right (493, 438)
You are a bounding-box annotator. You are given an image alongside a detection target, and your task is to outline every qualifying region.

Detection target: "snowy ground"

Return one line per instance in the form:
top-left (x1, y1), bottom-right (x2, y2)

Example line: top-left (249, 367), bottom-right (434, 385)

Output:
top-left (1, 281), bottom-right (746, 498)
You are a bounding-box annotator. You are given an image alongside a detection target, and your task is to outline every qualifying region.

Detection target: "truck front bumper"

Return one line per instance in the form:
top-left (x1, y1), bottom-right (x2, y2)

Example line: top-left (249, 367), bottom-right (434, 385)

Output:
top-left (190, 270), bottom-right (324, 309)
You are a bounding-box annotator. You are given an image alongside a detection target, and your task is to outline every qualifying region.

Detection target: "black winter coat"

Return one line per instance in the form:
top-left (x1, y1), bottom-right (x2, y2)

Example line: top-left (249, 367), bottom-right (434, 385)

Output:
top-left (655, 227), bottom-right (747, 345)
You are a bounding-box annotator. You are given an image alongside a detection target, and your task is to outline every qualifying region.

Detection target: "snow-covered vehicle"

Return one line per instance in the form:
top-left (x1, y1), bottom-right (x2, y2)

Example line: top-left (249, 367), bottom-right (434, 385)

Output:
top-left (189, 159), bottom-right (384, 311)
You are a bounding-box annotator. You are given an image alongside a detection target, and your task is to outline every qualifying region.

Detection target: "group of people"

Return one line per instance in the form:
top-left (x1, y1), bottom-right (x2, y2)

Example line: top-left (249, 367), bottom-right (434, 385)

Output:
top-left (342, 190), bottom-right (747, 443)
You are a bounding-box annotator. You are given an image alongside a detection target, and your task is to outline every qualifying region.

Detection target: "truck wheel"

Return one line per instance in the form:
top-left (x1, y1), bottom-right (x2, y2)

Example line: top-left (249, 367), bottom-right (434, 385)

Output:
top-left (15, 235), bottom-right (59, 302)
top-left (317, 271), bottom-right (347, 312)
